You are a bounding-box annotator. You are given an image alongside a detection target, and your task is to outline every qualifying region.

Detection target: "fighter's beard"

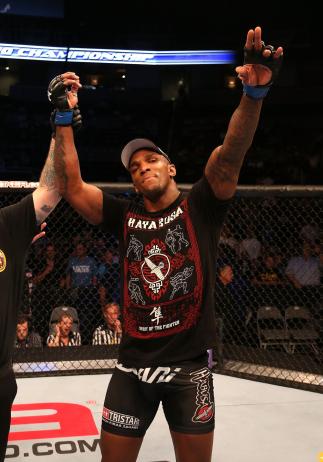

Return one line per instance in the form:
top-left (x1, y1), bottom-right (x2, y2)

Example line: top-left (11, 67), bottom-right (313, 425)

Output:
top-left (143, 185), bottom-right (164, 202)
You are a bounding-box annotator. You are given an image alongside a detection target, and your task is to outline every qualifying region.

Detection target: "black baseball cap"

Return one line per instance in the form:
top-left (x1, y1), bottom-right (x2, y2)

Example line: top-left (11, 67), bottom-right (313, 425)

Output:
top-left (121, 138), bottom-right (171, 169)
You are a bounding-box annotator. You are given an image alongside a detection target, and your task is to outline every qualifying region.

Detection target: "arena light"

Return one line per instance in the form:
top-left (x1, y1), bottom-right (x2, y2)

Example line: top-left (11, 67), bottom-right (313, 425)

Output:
top-left (0, 43), bottom-right (235, 65)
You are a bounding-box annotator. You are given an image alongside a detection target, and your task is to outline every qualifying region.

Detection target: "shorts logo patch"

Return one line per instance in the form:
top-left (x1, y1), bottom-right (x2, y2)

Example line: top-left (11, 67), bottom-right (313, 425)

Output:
top-left (190, 367), bottom-right (214, 424)
top-left (102, 407), bottom-right (140, 430)
top-left (193, 403), bottom-right (214, 422)
top-left (0, 249), bottom-right (6, 272)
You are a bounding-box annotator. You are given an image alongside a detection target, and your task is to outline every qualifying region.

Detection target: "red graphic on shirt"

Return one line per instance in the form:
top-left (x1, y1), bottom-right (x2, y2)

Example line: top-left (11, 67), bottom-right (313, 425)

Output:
top-left (141, 240), bottom-right (170, 300)
top-left (123, 199), bottom-right (203, 339)
top-left (142, 253), bottom-right (170, 284)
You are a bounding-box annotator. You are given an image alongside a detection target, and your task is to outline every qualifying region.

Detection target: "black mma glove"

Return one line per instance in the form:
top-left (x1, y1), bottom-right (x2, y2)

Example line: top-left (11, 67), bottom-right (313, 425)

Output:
top-left (243, 41), bottom-right (283, 100)
top-left (48, 74), bottom-right (72, 111)
top-left (50, 105), bottom-right (82, 139)
top-left (48, 74), bottom-right (82, 136)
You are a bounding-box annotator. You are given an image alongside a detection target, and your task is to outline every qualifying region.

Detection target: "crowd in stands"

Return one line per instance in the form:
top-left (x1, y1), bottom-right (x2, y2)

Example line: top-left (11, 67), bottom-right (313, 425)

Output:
top-left (15, 301), bottom-right (122, 349)
top-left (16, 220), bottom-right (122, 347)
top-left (215, 220), bottom-right (323, 349)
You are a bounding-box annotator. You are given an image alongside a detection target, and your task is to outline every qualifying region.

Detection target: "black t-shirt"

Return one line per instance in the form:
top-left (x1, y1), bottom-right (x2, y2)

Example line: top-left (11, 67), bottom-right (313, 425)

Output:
top-left (0, 194), bottom-right (36, 369)
top-left (100, 176), bottom-right (231, 367)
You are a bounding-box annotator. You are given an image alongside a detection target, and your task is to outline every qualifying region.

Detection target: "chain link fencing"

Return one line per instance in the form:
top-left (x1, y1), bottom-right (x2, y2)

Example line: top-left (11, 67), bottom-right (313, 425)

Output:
top-left (212, 186), bottom-right (323, 393)
top-left (4, 183), bottom-right (322, 393)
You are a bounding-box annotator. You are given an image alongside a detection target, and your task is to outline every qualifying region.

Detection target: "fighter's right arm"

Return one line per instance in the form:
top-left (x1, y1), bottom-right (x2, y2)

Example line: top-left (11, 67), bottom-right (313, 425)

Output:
top-left (54, 125), bottom-right (103, 225)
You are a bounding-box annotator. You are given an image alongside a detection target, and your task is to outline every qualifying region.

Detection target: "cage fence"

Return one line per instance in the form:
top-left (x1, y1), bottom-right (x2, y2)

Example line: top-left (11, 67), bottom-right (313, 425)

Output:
top-left (3, 183), bottom-right (322, 393)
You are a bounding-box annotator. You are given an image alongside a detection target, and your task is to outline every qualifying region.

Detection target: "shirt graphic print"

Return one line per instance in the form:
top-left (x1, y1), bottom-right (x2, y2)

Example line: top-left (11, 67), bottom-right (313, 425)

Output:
top-left (123, 198), bottom-right (203, 339)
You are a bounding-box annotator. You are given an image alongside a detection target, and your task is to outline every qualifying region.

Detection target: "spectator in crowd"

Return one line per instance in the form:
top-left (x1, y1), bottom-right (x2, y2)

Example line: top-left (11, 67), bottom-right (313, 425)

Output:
top-left (299, 222), bottom-right (320, 245)
top-left (97, 249), bottom-right (120, 306)
top-left (219, 223), bottom-right (239, 256)
top-left (252, 254), bottom-right (285, 286)
top-left (65, 242), bottom-right (97, 289)
top-left (272, 247), bottom-right (287, 278)
top-left (286, 242), bottom-right (321, 288)
top-left (252, 253), bottom-right (286, 307)
top-left (65, 241), bottom-right (98, 343)
top-left (239, 225), bottom-right (262, 261)
top-left (32, 243), bottom-right (60, 286)
top-left (92, 302), bottom-right (122, 345)
top-left (47, 312), bottom-right (81, 347)
top-left (313, 241), bottom-right (323, 283)
top-left (215, 260), bottom-right (250, 345)
top-left (92, 237), bottom-right (108, 261)
top-left (68, 234), bottom-right (82, 256)
top-left (15, 314), bottom-right (42, 348)
top-left (31, 243), bottom-right (65, 338)
top-left (285, 242), bottom-right (321, 307)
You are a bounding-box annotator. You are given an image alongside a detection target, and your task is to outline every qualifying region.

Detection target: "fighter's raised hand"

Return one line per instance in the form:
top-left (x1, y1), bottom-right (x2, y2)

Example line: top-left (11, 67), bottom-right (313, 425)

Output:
top-left (48, 71), bottom-right (82, 110)
top-left (235, 26), bottom-right (283, 87)
top-left (48, 72), bottom-right (83, 133)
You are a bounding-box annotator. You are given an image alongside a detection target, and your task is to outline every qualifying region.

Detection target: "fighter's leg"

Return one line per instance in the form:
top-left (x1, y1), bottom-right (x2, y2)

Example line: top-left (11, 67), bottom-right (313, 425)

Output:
top-left (100, 431), bottom-right (143, 462)
top-left (170, 430), bottom-right (214, 462)
top-left (163, 363), bottom-right (215, 462)
top-left (100, 366), bottom-right (160, 462)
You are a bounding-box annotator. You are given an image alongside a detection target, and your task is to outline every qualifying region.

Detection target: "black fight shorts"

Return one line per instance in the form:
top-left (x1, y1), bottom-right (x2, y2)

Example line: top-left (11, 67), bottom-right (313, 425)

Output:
top-left (0, 366), bottom-right (17, 462)
top-left (102, 358), bottom-right (214, 437)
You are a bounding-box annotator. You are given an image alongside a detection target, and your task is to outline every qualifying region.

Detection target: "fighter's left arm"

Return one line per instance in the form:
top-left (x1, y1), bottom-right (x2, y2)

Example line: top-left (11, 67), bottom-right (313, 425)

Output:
top-left (205, 26), bottom-right (283, 200)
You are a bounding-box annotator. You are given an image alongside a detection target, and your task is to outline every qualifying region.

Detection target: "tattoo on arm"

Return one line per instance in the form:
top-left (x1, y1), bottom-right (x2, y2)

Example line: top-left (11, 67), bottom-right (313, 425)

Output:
top-left (34, 138), bottom-right (61, 223)
top-left (35, 204), bottom-right (53, 225)
top-left (209, 149), bottom-right (239, 184)
top-left (208, 98), bottom-right (262, 179)
top-left (205, 97), bottom-right (263, 198)
top-left (39, 146), bottom-right (56, 191)
top-left (54, 133), bottom-right (68, 195)
top-left (221, 99), bottom-right (262, 167)
top-left (41, 204), bottom-right (53, 214)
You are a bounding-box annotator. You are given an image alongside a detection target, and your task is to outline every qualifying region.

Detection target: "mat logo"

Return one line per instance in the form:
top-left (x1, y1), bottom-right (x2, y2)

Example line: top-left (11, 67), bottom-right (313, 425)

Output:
top-left (9, 402), bottom-right (98, 441)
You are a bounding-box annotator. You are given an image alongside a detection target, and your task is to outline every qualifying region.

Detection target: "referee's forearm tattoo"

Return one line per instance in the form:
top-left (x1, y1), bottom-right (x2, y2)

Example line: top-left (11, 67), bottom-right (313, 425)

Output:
top-left (39, 144), bottom-right (56, 191)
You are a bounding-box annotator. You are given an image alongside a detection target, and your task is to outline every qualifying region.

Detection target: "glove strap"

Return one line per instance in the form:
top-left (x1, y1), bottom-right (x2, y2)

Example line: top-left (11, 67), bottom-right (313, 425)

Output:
top-left (54, 110), bottom-right (73, 125)
top-left (243, 83), bottom-right (270, 100)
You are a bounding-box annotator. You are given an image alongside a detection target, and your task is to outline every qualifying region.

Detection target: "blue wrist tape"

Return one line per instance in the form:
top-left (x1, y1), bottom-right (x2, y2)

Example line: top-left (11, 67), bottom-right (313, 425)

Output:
top-left (54, 110), bottom-right (73, 125)
top-left (243, 84), bottom-right (270, 100)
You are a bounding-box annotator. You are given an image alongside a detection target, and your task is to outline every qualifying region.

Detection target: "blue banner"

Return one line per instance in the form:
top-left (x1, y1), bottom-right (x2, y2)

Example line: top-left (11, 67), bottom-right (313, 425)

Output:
top-left (0, 43), bottom-right (235, 65)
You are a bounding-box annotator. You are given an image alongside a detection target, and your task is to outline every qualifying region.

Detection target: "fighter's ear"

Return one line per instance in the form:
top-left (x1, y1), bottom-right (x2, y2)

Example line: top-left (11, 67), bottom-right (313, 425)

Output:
top-left (169, 163), bottom-right (176, 178)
